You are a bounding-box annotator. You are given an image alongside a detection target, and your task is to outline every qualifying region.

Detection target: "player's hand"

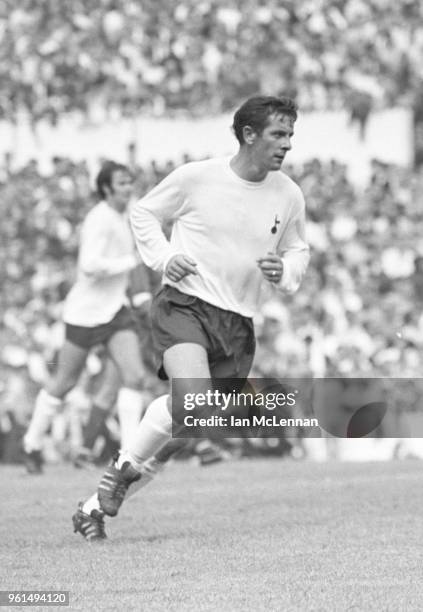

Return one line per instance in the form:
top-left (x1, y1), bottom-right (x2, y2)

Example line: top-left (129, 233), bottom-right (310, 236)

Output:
top-left (257, 253), bottom-right (284, 284)
top-left (165, 254), bottom-right (198, 282)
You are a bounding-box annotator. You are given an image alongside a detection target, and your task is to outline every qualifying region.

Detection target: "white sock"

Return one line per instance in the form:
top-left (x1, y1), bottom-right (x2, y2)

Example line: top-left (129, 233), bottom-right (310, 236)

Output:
top-left (117, 387), bottom-right (143, 450)
top-left (82, 494), bottom-right (102, 515)
top-left (119, 394), bottom-right (172, 469)
top-left (24, 389), bottom-right (62, 452)
top-left (126, 456), bottom-right (167, 500)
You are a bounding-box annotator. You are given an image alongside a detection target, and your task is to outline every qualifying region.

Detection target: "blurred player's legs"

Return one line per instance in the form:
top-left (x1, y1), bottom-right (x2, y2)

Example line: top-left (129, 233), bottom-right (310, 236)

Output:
top-left (23, 340), bottom-right (89, 473)
top-left (79, 332), bottom-right (146, 463)
top-left (72, 357), bottom-right (120, 468)
top-left (83, 357), bottom-right (120, 452)
top-left (107, 328), bottom-right (145, 449)
top-left (23, 322), bottom-right (144, 473)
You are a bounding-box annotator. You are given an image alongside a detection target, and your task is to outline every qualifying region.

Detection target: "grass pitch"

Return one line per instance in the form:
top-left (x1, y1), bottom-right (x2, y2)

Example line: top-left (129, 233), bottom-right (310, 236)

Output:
top-left (1, 458), bottom-right (422, 611)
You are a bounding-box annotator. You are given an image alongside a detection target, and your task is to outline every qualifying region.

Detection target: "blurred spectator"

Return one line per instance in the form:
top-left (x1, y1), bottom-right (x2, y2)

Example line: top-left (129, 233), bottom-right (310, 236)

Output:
top-left (0, 0), bottom-right (422, 123)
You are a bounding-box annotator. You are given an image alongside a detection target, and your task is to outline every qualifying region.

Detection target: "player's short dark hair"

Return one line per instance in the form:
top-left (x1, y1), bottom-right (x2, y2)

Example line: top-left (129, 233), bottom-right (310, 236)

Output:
top-left (232, 96), bottom-right (298, 145)
top-left (96, 161), bottom-right (131, 199)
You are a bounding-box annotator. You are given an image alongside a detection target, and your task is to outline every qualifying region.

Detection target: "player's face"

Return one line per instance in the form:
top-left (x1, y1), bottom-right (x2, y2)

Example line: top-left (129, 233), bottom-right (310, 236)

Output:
top-left (108, 170), bottom-right (133, 211)
top-left (253, 113), bottom-right (295, 172)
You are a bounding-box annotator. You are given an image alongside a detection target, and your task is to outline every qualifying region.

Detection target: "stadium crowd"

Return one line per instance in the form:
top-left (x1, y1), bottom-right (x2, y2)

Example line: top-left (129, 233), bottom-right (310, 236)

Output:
top-left (1, 152), bottom-right (422, 461)
top-left (1, 0), bottom-right (422, 124)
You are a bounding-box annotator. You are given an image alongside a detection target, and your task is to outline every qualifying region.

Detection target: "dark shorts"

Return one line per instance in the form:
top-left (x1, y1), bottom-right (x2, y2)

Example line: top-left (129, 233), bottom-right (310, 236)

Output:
top-left (65, 306), bottom-right (135, 350)
top-left (151, 286), bottom-right (256, 381)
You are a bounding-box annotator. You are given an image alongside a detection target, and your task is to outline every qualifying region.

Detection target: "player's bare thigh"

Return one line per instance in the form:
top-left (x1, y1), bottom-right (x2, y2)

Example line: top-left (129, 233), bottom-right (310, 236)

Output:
top-left (163, 342), bottom-right (212, 423)
top-left (107, 328), bottom-right (145, 389)
top-left (46, 339), bottom-right (89, 398)
top-left (93, 356), bottom-right (121, 411)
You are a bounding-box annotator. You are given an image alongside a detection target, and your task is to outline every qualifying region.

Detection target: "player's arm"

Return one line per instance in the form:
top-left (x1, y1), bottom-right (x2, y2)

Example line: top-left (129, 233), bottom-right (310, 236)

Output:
top-left (79, 215), bottom-right (138, 279)
top-left (130, 168), bottom-right (197, 279)
top-left (127, 262), bottom-right (154, 310)
top-left (276, 192), bottom-right (310, 294)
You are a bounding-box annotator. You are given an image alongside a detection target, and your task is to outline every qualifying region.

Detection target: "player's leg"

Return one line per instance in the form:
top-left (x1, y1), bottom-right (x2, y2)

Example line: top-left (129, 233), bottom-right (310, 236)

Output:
top-left (92, 342), bottom-right (211, 517)
top-left (94, 301), bottom-right (255, 516)
top-left (23, 339), bottom-right (89, 472)
top-left (113, 339), bottom-right (255, 500)
top-left (125, 435), bottom-right (223, 503)
top-left (122, 438), bottom-right (189, 502)
top-left (122, 341), bottom-right (212, 465)
top-left (83, 357), bottom-right (120, 451)
top-left (198, 318), bottom-right (255, 462)
top-left (106, 328), bottom-right (145, 449)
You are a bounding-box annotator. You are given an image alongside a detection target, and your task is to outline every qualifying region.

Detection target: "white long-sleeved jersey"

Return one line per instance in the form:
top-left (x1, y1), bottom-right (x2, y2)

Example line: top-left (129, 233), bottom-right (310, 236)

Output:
top-left (130, 158), bottom-right (309, 318)
top-left (63, 201), bottom-right (137, 326)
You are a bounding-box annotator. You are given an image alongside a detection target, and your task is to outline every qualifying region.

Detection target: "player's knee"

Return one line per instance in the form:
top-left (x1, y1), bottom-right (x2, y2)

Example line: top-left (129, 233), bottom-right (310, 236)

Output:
top-left (120, 370), bottom-right (144, 390)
